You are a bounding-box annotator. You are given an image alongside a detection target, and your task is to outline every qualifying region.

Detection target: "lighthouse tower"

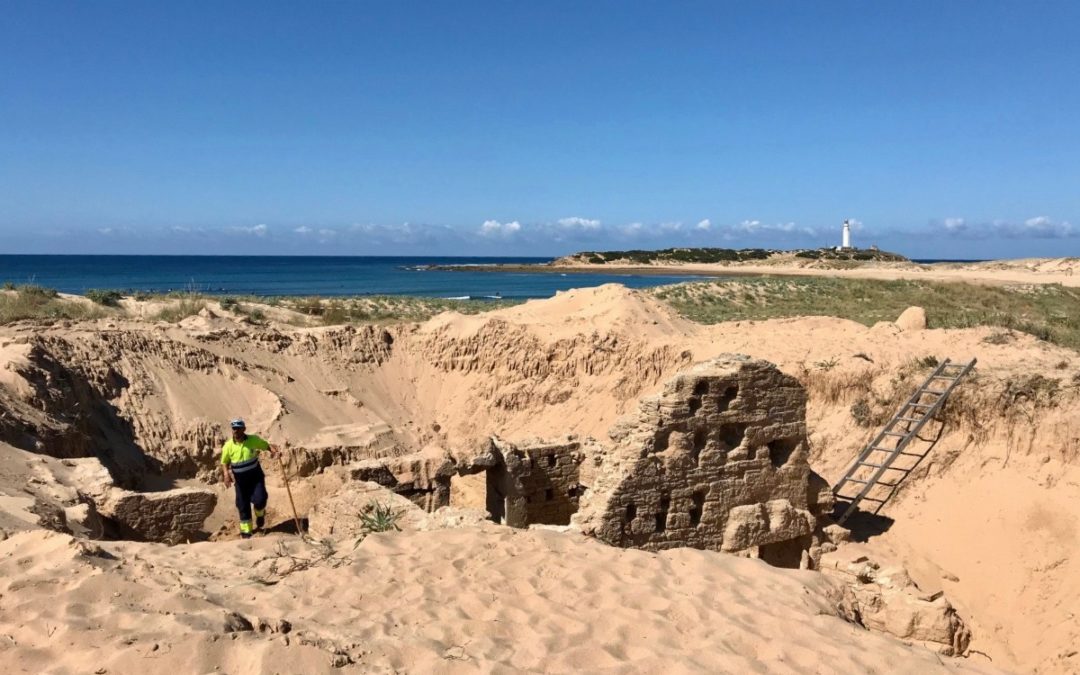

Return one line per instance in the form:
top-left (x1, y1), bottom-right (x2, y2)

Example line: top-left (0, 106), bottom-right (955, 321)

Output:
top-left (842, 219), bottom-right (852, 249)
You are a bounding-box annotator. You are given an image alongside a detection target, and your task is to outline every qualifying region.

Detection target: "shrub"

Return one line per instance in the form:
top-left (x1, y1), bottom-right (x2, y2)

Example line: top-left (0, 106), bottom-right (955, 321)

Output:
top-left (86, 289), bottom-right (123, 307)
top-left (850, 398), bottom-right (873, 427)
top-left (18, 284), bottom-right (58, 300)
top-left (152, 298), bottom-right (206, 322)
top-left (914, 355), bottom-right (940, 369)
top-left (296, 297), bottom-right (324, 316)
top-left (814, 357), bottom-right (839, 371)
top-left (219, 296), bottom-right (239, 311)
top-left (352, 500), bottom-right (403, 548)
top-left (321, 301), bottom-right (349, 325)
top-left (983, 330), bottom-right (1013, 345)
top-left (359, 500), bottom-right (402, 533)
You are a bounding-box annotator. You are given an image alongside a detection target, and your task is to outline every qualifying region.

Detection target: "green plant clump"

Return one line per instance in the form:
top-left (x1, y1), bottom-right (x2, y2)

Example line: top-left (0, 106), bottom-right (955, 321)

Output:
top-left (0, 285), bottom-right (108, 323)
top-left (86, 289), bottom-right (123, 306)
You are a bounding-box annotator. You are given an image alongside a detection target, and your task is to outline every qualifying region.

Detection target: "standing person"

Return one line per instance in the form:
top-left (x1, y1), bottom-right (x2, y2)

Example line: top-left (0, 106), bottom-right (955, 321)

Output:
top-left (220, 418), bottom-right (275, 539)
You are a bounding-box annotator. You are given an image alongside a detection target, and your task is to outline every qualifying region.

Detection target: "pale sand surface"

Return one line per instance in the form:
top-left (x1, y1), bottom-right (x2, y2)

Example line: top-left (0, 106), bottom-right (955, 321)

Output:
top-left (0, 527), bottom-right (999, 674)
top-left (1, 281), bottom-right (1078, 673)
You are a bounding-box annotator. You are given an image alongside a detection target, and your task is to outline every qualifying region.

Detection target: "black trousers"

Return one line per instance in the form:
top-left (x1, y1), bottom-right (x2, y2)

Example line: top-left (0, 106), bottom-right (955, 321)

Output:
top-left (233, 466), bottom-right (268, 522)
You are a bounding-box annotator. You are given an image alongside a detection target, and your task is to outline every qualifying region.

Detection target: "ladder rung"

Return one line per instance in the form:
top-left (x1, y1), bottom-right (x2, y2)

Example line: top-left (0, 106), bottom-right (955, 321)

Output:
top-left (930, 375), bottom-right (957, 380)
top-left (896, 417), bottom-right (924, 423)
top-left (911, 402), bottom-right (936, 408)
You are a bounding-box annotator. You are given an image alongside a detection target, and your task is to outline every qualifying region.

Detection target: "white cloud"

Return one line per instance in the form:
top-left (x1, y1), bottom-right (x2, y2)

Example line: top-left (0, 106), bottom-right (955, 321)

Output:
top-left (557, 216), bottom-right (601, 230)
top-left (1018, 216), bottom-right (1073, 238)
top-left (230, 224), bottom-right (268, 237)
top-left (695, 219), bottom-right (712, 231)
top-left (732, 220), bottom-right (799, 233)
top-left (939, 215), bottom-right (1074, 239)
top-left (96, 226), bottom-right (138, 236)
top-left (479, 219), bottom-right (522, 237)
top-left (294, 225), bottom-right (313, 234)
top-left (943, 217), bottom-right (967, 233)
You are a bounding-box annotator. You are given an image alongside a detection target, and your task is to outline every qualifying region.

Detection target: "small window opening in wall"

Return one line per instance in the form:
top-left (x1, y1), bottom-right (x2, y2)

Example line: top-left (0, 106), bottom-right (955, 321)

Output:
top-left (545, 488), bottom-right (554, 501)
top-left (547, 454), bottom-right (557, 468)
top-left (767, 438), bottom-right (799, 468)
top-left (656, 494), bottom-right (671, 533)
top-left (717, 385), bottom-right (738, 413)
top-left (689, 490), bottom-right (706, 527)
top-left (625, 502), bottom-right (637, 522)
top-left (693, 380), bottom-right (709, 397)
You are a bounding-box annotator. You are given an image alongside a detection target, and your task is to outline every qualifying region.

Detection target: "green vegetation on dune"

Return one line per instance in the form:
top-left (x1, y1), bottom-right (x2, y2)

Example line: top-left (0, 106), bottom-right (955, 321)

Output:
top-left (575, 248), bottom-right (774, 264)
top-left (286, 295), bottom-right (522, 325)
top-left (0, 285), bottom-right (111, 323)
top-left (567, 247), bottom-right (908, 265)
top-left (652, 277), bottom-right (1080, 350)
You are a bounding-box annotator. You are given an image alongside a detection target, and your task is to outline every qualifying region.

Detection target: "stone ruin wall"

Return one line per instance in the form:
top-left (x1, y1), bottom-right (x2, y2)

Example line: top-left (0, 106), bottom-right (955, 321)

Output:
top-left (572, 355), bottom-right (833, 567)
top-left (316, 354), bottom-right (832, 568)
top-left (486, 439), bottom-right (585, 527)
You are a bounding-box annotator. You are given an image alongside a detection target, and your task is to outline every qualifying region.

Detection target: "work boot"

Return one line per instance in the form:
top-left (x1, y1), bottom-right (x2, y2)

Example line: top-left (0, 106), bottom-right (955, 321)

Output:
top-left (256, 515), bottom-right (265, 530)
top-left (240, 532), bottom-right (252, 540)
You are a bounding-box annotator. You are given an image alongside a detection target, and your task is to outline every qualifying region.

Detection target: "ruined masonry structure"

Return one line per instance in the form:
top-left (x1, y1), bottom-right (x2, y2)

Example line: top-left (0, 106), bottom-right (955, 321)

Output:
top-left (343, 355), bottom-right (833, 568)
top-left (572, 355), bottom-right (833, 567)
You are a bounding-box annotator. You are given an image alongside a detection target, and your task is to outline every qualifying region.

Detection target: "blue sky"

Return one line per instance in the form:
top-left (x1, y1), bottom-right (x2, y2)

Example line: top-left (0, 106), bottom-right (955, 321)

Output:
top-left (2, 1), bottom-right (1078, 258)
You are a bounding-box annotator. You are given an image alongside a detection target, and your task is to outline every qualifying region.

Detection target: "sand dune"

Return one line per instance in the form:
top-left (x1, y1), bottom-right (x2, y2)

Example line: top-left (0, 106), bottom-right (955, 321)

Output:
top-left (1, 284), bottom-right (1078, 673)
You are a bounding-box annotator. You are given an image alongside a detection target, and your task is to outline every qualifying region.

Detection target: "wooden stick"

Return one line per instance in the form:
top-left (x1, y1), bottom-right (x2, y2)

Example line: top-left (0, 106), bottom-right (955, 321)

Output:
top-left (277, 449), bottom-right (303, 535)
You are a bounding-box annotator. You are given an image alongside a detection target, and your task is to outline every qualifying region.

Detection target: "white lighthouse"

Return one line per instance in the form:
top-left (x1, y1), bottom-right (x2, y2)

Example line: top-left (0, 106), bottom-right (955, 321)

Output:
top-left (842, 219), bottom-right (852, 249)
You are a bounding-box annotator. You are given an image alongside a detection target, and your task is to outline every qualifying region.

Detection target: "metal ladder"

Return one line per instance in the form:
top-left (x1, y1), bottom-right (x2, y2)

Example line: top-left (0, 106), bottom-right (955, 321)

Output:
top-left (833, 357), bottom-right (976, 524)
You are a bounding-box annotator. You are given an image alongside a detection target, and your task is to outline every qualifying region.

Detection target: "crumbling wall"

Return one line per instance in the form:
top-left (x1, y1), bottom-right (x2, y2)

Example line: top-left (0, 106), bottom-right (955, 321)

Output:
top-left (573, 354), bottom-right (833, 567)
top-left (485, 438), bottom-right (585, 527)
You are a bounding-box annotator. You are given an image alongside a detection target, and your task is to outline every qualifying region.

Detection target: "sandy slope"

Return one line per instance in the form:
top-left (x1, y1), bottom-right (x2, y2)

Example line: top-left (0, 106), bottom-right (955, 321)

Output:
top-left (1, 284), bottom-right (1079, 673)
top-left (0, 528), bottom-right (1000, 675)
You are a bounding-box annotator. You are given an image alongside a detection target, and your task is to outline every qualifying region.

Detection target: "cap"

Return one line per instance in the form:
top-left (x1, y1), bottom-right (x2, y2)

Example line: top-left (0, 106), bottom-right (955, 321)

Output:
top-left (230, 418), bottom-right (246, 429)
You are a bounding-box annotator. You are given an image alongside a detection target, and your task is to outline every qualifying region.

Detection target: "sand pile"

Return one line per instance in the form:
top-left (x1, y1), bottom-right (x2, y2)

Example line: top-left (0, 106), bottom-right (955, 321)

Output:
top-left (1, 285), bottom-right (1078, 672)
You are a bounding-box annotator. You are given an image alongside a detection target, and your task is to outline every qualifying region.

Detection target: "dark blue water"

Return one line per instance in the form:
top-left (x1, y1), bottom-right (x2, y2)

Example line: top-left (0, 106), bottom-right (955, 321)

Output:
top-left (0, 255), bottom-right (711, 299)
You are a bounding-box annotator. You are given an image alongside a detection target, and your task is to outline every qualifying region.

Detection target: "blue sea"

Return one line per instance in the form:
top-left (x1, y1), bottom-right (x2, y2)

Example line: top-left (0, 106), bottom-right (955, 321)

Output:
top-left (0, 255), bottom-right (712, 299)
